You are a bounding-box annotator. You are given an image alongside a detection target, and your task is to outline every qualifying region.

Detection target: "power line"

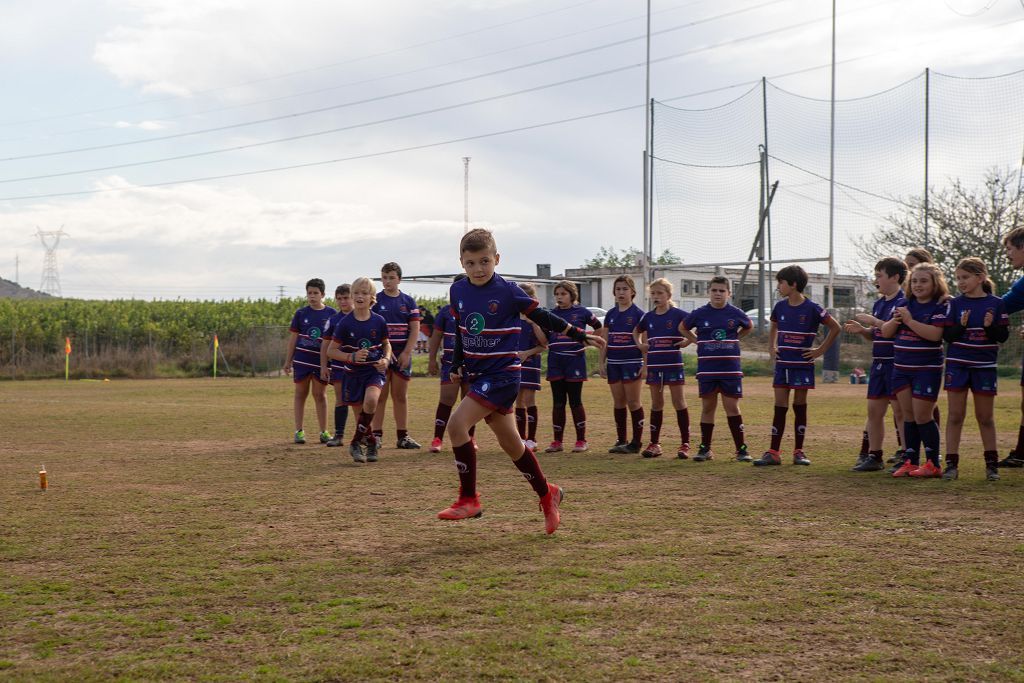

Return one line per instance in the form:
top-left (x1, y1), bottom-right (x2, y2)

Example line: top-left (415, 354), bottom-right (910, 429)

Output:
top-left (0, 0), bottom-right (806, 163)
top-left (0, 0), bottom-right (610, 128)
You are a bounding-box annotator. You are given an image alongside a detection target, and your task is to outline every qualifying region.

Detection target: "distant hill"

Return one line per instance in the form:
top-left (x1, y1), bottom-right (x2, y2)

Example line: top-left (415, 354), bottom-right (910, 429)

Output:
top-left (0, 278), bottom-right (52, 299)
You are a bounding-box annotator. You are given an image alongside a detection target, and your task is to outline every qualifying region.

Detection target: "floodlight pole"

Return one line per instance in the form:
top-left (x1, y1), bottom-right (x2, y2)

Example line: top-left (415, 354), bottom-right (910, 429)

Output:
top-left (642, 0), bottom-right (652, 299)
top-left (827, 0), bottom-right (836, 310)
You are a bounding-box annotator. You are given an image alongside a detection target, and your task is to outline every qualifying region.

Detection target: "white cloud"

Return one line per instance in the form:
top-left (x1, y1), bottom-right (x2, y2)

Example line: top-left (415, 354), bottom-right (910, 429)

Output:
top-left (114, 120), bottom-right (172, 130)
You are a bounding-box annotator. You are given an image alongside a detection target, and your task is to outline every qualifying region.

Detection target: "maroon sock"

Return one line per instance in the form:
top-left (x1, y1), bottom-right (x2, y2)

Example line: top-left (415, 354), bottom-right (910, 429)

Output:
top-left (727, 414), bottom-right (745, 450)
top-left (513, 446), bottom-right (549, 497)
top-left (869, 449), bottom-right (883, 461)
top-left (676, 408), bottom-right (690, 445)
top-left (434, 403), bottom-right (453, 440)
top-left (397, 429), bottom-right (408, 443)
top-left (526, 406), bottom-right (538, 441)
top-left (700, 422), bottom-right (714, 447)
top-left (452, 441), bottom-right (477, 497)
top-left (552, 405), bottom-right (566, 442)
top-left (630, 408), bottom-right (645, 446)
top-left (570, 404), bottom-right (587, 442)
top-left (613, 407), bottom-right (627, 443)
top-left (650, 410), bottom-right (663, 444)
top-left (984, 450), bottom-right (998, 467)
top-left (946, 453), bottom-right (960, 468)
top-left (771, 406), bottom-right (788, 451)
top-left (1014, 425), bottom-right (1024, 455)
top-left (515, 408), bottom-right (527, 439)
top-left (793, 404), bottom-right (808, 450)
top-left (352, 411), bottom-right (374, 445)
top-left (860, 429), bottom-right (869, 456)
top-left (933, 405), bottom-right (941, 429)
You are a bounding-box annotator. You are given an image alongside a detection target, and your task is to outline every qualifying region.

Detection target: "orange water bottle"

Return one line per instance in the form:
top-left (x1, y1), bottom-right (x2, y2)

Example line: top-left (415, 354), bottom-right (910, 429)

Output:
top-left (39, 465), bottom-right (47, 491)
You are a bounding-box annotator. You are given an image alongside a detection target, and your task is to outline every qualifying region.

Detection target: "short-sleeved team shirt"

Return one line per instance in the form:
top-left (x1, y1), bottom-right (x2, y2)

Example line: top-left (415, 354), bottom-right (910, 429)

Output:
top-left (289, 305), bottom-right (337, 369)
top-left (870, 291), bottom-right (907, 361)
top-left (683, 303), bottom-right (752, 379)
top-left (451, 275), bottom-right (539, 377)
top-left (330, 312), bottom-right (389, 371)
top-left (638, 306), bottom-right (688, 372)
top-left (944, 294), bottom-right (1009, 368)
top-left (433, 304), bottom-right (458, 366)
top-left (547, 304), bottom-right (600, 357)
top-left (604, 303), bottom-right (645, 365)
top-left (372, 291), bottom-right (420, 351)
top-left (518, 319), bottom-right (541, 353)
top-left (892, 298), bottom-right (948, 372)
top-left (771, 297), bottom-right (829, 368)
top-left (323, 310), bottom-right (351, 374)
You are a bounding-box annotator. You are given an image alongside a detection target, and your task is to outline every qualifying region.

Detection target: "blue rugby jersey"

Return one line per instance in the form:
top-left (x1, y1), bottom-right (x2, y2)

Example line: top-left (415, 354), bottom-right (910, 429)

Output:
top-left (871, 290), bottom-right (906, 361)
top-left (450, 274), bottom-right (538, 377)
top-left (547, 304), bottom-right (600, 357)
top-left (372, 291), bottom-right (420, 352)
top-left (683, 303), bottom-right (751, 380)
top-left (330, 312), bottom-right (389, 371)
top-left (322, 310), bottom-right (351, 375)
top-left (604, 303), bottom-right (645, 366)
top-left (892, 298), bottom-right (948, 372)
top-left (518, 318), bottom-right (541, 353)
top-left (434, 303), bottom-right (458, 366)
top-left (289, 305), bottom-right (337, 371)
top-left (771, 297), bottom-right (829, 368)
top-left (944, 294), bottom-right (1009, 368)
top-left (637, 306), bottom-right (687, 372)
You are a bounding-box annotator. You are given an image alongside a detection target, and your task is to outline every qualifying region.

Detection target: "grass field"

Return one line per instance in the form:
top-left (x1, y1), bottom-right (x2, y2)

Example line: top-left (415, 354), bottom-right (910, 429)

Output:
top-left (2, 376), bottom-right (1024, 681)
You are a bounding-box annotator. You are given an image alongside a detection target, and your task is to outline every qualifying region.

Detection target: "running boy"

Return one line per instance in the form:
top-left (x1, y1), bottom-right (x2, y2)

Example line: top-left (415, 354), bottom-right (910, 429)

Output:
top-left (632, 278), bottom-right (689, 459)
top-left (321, 283), bottom-right (353, 447)
top-left (515, 282), bottom-right (547, 451)
top-left (325, 277), bottom-right (391, 463)
top-left (845, 257), bottom-right (907, 471)
top-left (436, 229), bottom-right (605, 534)
top-left (602, 275), bottom-right (646, 454)
top-left (753, 265), bottom-right (840, 467)
top-left (943, 258), bottom-right (1009, 480)
top-left (283, 278), bottom-right (336, 444)
top-left (544, 281), bottom-right (603, 453)
top-left (680, 276), bottom-right (753, 462)
top-left (371, 262), bottom-right (422, 449)
top-left (427, 275), bottom-right (471, 453)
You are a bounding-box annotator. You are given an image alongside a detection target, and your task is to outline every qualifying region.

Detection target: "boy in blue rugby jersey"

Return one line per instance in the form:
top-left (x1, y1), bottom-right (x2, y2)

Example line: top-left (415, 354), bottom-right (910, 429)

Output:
top-left (437, 229), bottom-right (605, 534)
top-left (283, 278), bottom-right (335, 444)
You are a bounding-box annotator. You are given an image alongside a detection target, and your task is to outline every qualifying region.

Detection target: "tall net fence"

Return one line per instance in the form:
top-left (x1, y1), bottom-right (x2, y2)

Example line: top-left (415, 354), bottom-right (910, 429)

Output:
top-left (652, 69), bottom-right (1024, 274)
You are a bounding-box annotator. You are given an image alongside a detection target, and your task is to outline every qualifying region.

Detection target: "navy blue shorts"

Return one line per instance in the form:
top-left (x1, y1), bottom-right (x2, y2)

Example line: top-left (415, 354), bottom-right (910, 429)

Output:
top-left (468, 373), bottom-right (521, 415)
top-left (772, 365), bottom-right (815, 389)
top-left (945, 365), bottom-right (997, 395)
top-left (697, 376), bottom-right (743, 398)
top-left (520, 358), bottom-right (542, 391)
top-left (867, 360), bottom-right (895, 399)
top-left (892, 369), bottom-right (942, 402)
top-left (293, 361), bottom-right (327, 384)
top-left (330, 366), bottom-right (346, 385)
top-left (645, 366), bottom-right (685, 386)
top-left (547, 353), bottom-right (588, 382)
top-left (440, 361), bottom-right (457, 386)
top-left (342, 368), bottom-right (386, 406)
top-left (387, 356), bottom-right (413, 380)
top-left (607, 361), bottom-right (642, 383)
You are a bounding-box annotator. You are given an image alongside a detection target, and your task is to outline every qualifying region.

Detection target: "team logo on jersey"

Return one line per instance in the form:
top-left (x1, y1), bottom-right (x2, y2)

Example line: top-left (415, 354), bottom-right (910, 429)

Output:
top-left (458, 300), bottom-right (464, 310)
top-left (359, 339), bottom-right (371, 349)
top-left (378, 305), bottom-right (386, 311)
top-left (626, 317), bottom-right (634, 326)
top-left (727, 319), bottom-right (736, 329)
top-left (370, 329), bottom-right (378, 339)
top-left (665, 320), bottom-right (673, 329)
top-left (399, 305), bottom-right (408, 313)
top-left (799, 315), bottom-right (807, 325)
top-left (713, 329), bottom-right (727, 341)
top-left (481, 382), bottom-right (490, 393)
top-left (466, 312), bottom-right (486, 335)
top-left (309, 328), bottom-right (322, 340)
top-left (487, 300), bottom-right (500, 315)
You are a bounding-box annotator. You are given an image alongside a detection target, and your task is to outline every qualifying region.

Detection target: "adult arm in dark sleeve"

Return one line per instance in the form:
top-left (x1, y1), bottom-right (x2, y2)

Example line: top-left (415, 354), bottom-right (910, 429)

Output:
top-left (985, 324), bottom-right (1010, 343)
top-left (526, 307), bottom-right (589, 343)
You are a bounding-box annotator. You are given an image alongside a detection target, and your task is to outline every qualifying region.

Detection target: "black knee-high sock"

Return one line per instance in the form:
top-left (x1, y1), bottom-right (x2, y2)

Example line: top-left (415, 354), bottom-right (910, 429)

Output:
top-left (650, 410), bottom-right (663, 444)
top-left (630, 407), bottom-right (645, 446)
top-left (515, 408), bottom-right (527, 439)
top-left (771, 406), bottom-right (788, 451)
top-left (919, 420), bottom-right (940, 466)
top-left (860, 429), bottom-right (869, 456)
top-left (613, 407), bottom-right (627, 443)
top-left (700, 422), bottom-right (714, 447)
top-left (526, 406), bottom-right (538, 441)
top-left (552, 405), bottom-right (566, 442)
top-left (676, 408), bottom-right (690, 445)
top-left (570, 404), bottom-right (587, 442)
top-left (903, 421), bottom-right (921, 465)
top-left (434, 403), bottom-right (453, 440)
top-left (334, 405), bottom-right (348, 437)
top-left (793, 404), bottom-right (808, 450)
top-left (727, 414), bottom-right (746, 450)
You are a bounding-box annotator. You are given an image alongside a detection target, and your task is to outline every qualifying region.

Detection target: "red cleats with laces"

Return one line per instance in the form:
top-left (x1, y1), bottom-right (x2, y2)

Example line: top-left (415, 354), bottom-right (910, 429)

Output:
top-left (437, 493), bottom-right (482, 520)
top-left (544, 441), bottom-right (563, 453)
top-left (429, 437), bottom-right (443, 453)
top-left (539, 483), bottom-right (564, 534)
top-left (892, 460), bottom-right (918, 478)
top-left (908, 461), bottom-right (942, 478)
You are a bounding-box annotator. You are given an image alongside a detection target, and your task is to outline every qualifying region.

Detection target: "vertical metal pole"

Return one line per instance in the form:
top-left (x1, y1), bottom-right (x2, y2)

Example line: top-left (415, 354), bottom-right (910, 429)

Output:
top-left (762, 77), bottom-right (773, 263)
top-left (758, 150), bottom-right (767, 333)
top-left (642, 0), bottom-right (652, 299)
top-left (463, 156), bottom-right (471, 233)
top-left (827, 0), bottom-right (836, 311)
top-left (923, 67), bottom-right (930, 250)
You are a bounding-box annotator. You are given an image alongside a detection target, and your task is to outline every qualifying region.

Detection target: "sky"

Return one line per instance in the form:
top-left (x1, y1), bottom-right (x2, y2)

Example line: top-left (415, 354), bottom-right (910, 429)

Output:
top-left (1, 0), bottom-right (1022, 300)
